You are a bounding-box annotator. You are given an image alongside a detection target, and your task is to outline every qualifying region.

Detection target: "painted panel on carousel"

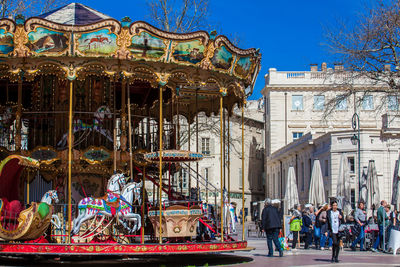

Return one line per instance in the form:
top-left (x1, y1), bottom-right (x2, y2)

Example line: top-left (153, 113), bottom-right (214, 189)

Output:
top-left (27, 27), bottom-right (68, 54)
top-left (0, 28), bottom-right (13, 55)
top-left (172, 39), bottom-right (205, 64)
top-left (129, 31), bottom-right (166, 59)
top-left (234, 56), bottom-right (252, 78)
top-left (81, 147), bottom-right (111, 164)
top-left (31, 147), bottom-right (58, 164)
top-left (211, 45), bottom-right (233, 70)
top-left (77, 29), bottom-right (118, 56)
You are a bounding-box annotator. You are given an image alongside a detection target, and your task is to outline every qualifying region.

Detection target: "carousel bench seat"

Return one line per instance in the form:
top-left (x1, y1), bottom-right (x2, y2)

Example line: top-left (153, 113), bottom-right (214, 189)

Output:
top-left (1, 199), bottom-right (24, 222)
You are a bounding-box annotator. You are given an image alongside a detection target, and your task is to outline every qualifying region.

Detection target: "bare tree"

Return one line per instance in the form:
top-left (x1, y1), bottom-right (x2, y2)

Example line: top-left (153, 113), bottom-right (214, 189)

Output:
top-left (326, 0), bottom-right (400, 94)
top-left (146, 0), bottom-right (209, 33)
top-left (0, 0), bottom-right (66, 19)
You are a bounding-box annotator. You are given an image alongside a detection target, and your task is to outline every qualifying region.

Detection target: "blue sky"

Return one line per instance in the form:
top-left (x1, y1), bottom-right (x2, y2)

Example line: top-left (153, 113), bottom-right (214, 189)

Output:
top-left (75, 0), bottom-right (366, 99)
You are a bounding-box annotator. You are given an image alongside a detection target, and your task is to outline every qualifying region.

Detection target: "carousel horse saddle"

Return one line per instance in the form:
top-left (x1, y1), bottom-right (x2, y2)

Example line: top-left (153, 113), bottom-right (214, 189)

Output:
top-left (101, 193), bottom-right (121, 216)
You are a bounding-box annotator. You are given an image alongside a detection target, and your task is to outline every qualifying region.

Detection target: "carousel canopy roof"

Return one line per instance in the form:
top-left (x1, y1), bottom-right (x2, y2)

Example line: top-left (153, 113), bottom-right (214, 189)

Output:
top-left (38, 3), bottom-right (112, 25)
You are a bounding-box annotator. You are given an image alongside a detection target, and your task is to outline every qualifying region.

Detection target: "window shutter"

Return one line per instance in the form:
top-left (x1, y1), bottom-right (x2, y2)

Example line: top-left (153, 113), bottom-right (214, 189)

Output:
top-left (210, 138), bottom-right (215, 155)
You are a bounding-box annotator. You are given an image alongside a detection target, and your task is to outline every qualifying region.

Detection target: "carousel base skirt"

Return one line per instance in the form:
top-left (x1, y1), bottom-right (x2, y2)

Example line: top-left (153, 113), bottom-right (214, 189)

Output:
top-left (0, 241), bottom-right (248, 256)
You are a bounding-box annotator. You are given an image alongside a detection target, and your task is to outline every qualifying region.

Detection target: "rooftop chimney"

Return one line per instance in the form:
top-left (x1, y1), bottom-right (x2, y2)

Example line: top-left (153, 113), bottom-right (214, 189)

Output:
top-left (310, 64), bottom-right (318, 72)
top-left (334, 63), bottom-right (344, 71)
top-left (321, 62), bottom-right (327, 72)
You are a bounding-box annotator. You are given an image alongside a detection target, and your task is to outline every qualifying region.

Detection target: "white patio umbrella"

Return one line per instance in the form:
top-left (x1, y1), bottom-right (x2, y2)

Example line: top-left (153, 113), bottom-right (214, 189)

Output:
top-left (391, 157), bottom-right (400, 208)
top-left (284, 166), bottom-right (299, 214)
top-left (359, 166), bottom-right (368, 204)
top-left (337, 153), bottom-right (352, 215)
top-left (308, 159), bottom-right (325, 207)
top-left (366, 160), bottom-right (380, 211)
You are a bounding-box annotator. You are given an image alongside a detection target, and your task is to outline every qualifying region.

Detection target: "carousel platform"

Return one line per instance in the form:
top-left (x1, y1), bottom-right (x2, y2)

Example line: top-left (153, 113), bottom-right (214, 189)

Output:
top-left (0, 241), bottom-right (249, 256)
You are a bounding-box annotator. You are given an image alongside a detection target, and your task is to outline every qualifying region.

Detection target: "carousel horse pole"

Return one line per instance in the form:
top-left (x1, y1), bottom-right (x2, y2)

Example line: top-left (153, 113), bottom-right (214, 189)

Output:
top-left (127, 96), bottom-right (133, 181)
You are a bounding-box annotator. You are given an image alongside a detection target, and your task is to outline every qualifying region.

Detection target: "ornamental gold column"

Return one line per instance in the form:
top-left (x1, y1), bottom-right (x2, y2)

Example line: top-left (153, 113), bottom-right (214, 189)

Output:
top-left (15, 71), bottom-right (23, 151)
top-left (158, 84), bottom-right (164, 244)
top-left (241, 98), bottom-right (246, 241)
top-left (219, 88), bottom-right (226, 242)
top-left (67, 78), bottom-right (74, 243)
top-left (120, 76), bottom-right (127, 151)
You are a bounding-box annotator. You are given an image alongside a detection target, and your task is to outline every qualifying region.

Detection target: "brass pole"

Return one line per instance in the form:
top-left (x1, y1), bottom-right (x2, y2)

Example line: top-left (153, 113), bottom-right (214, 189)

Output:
top-left (228, 115), bottom-right (230, 204)
top-left (196, 89), bottom-right (199, 200)
top-left (141, 166), bottom-right (146, 244)
top-left (67, 80), bottom-right (73, 243)
top-left (16, 74), bottom-right (22, 150)
top-left (128, 96), bottom-right (133, 179)
top-left (219, 93), bottom-right (224, 242)
top-left (26, 171), bottom-right (29, 204)
top-left (113, 78), bottom-right (117, 172)
top-left (113, 128), bottom-right (117, 172)
top-left (158, 85), bottom-right (163, 244)
top-left (241, 99), bottom-right (245, 241)
top-left (188, 122), bottom-right (191, 194)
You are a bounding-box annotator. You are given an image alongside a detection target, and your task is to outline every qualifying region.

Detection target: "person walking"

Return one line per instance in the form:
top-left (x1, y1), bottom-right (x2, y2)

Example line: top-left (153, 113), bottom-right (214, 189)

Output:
top-left (319, 203), bottom-right (332, 250)
top-left (327, 200), bottom-right (344, 263)
top-left (350, 201), bottom-right (366, 251)
top-left (261, 198), bottom-right (283, 257)
top-left (314, 205), bottom-right (323, 250)
top-left (290, 204), bottom-right (302, 250)
top-left (302, 207), bottom-right (313, 249)
top-left (371, 200), bottom-right (388, 252)
top-left (385, 204), bottom-right (395, 250)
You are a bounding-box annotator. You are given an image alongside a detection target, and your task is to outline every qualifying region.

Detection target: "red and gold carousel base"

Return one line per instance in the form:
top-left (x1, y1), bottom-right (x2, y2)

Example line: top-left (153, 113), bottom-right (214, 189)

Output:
top-left (0, 241), bottom-right (248, 256)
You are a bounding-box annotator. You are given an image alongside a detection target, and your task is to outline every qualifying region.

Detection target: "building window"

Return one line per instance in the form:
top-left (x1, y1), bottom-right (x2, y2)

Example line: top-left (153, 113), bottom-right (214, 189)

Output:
top-left (335, 95), bottom-right (347, 110)
top-left (314, 95), bottom-right (325, 110)
top-left (324, 160), bottom-right (329, 177)
top-left (362, 95), bottom-right (374, 110)
top-left (201, 137), bottom-right (210, 155)
top-left (182, 168), bottom-right (188, 189)
top-left (388, 95), bottom-right (399, 111)
top-left (348, 157), bottom-right (355, 173)
top-left (293, 132), bottom-right (303, 140)
top-left (292, 95), bottom-right (303, 110)
top-left (239, 168), bottom-right (242, 189)
top-left (204, 167), bottom-right (209, 182)
top-left (351, 189), bottom-right (355, 209)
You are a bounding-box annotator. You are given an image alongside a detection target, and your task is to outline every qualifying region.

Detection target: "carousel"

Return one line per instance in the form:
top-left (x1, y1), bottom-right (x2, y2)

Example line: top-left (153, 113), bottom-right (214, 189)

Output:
top-left (0, 3), bottom-right (261, 256)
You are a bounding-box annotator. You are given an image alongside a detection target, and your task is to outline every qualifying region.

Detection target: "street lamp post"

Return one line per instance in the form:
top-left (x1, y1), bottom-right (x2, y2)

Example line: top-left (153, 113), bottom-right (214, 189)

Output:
top-left (351, 113), bottom-right (361, 202)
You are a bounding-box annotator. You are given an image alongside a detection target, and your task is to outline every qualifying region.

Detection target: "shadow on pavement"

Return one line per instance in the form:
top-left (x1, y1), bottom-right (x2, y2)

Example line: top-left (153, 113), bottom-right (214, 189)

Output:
top-left (0, 254), bottom-right (254, 266)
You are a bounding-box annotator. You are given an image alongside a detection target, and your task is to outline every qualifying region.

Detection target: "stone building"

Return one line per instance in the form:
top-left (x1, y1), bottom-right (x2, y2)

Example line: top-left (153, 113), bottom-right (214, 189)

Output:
top-left (262, 64), bottom-right (400, 206)
top-left (176, 99), bottom-right (265, 221)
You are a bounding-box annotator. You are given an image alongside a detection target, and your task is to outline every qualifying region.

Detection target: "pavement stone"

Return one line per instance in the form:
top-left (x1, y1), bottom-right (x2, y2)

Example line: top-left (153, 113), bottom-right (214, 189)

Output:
top-left (225, 237), bottom-right (400, 267)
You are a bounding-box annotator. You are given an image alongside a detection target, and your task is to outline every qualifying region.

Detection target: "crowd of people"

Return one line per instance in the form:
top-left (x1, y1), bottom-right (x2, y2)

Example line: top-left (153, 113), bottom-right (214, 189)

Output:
top-left (260, 198), bottom-right (397, 262)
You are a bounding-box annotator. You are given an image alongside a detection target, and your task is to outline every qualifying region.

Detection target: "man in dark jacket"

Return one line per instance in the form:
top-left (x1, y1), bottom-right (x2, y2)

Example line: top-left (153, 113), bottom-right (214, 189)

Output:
top-left (261, 198), bottom-right (283, 257)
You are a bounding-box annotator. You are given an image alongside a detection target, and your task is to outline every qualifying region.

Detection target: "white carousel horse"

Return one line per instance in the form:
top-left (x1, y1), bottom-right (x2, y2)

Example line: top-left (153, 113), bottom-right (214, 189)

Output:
top-left (57, 105), bottom-right (113, 148)
top-left (41, 190), bottom-right (59, 205)
top-left (106, 173), bottom-right (127, 194)
top-left (52, 174), bottom-right (126, 234)
top-left (71, 181), bottom-right (142, 235)
top-left (39, 190), bottom-right (61, 228)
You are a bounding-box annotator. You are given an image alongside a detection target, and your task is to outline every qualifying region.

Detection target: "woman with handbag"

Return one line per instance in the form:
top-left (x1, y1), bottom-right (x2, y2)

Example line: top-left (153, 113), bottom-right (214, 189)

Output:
top-left (290, 204), bottom-right (302, 250)
top-left (327, 200), bottom-right (344, 263)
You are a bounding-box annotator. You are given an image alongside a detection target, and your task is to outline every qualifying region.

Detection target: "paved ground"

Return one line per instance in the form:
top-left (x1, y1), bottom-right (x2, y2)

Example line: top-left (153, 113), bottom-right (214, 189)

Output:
top-left (225, 238), bottom-right (400, 267)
